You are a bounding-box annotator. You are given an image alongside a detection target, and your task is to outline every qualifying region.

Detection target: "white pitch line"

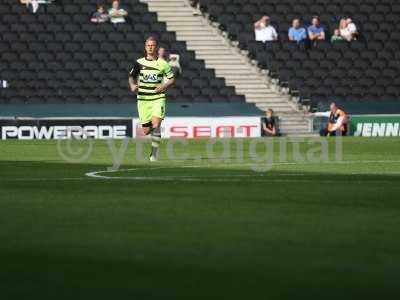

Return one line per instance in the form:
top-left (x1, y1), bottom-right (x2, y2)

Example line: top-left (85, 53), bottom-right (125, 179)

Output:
top-left (84, 164), bottom-right (400, 182)
top-left (2, 173), bottom-right (400, 183)
top-left (1, 160), bottom-right (399, 183)
top-left (0, 177), bottom-right (352, 183)
top-left (202, 160), bottom-right (400, 167)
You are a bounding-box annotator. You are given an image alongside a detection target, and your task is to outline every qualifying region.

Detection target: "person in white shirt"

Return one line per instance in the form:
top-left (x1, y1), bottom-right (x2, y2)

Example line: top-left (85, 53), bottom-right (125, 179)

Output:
top-left (346, 18), bottom-right (358, 40)
top-left (339, 19), bottom-right (352, 41)
top-left (169, 54), bottom-right (182, 77)
top-left (158, 47), bottom-right (182, 76)
top-left (20, 0), bottom-right (39, 13)
top-left (108, 0), bottom-right (128, 24)
top-left (0, 79), bottom-right (8, 88)
top-left (254, 16), bottom-right (278, 42)
top-left (314, 102), bottom-right (348, 136)
top-left (339, 18), bottom-right (358, 42)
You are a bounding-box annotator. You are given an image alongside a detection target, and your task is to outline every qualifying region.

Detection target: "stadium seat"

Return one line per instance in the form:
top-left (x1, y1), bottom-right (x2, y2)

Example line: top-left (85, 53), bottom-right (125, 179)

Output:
top-left (200, 0), bottom-right (400, 106)
top-left (2, 0), bottom-right (243, 104)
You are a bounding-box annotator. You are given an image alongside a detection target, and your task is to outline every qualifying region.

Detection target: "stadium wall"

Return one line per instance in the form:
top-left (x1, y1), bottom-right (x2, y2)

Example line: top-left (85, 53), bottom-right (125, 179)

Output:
top-left (2, 115), bottom-right (400, 139)
top-left (0, 116), bottom-right (262, 140)
top-left (313, 114), bottom-right (400, 137)
top-left (351, 115), bottom-right (400, 137)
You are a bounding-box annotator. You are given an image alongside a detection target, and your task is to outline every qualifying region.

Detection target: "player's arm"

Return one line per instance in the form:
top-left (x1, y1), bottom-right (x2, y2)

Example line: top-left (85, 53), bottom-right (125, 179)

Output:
top-left (154, 77), bottom-right (176, 93)
top-left (154, 63), bottom-right (176, 93)
top-left (128, 61), bottom-right (140, 92)
top-left (128, 77), bottom-right (138, 92)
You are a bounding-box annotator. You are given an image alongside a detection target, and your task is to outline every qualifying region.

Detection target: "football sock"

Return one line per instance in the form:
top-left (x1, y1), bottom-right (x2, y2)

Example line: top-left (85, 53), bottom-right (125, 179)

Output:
top-left (150, 126), bottom-right (161, 157)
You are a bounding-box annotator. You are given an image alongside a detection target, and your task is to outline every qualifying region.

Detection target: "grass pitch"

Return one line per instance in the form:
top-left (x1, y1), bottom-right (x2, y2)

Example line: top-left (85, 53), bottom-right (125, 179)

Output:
top-left (1, 137), bottom-right (400, 299)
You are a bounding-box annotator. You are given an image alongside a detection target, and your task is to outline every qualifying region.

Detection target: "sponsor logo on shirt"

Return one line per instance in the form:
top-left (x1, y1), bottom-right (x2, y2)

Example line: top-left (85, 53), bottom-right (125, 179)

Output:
top-left (143, 74), bottom-right (159, 82)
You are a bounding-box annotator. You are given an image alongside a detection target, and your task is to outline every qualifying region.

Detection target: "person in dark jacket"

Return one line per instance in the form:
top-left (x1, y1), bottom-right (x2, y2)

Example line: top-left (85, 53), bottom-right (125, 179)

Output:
top-left (262, 109), bottom-right (278, 137)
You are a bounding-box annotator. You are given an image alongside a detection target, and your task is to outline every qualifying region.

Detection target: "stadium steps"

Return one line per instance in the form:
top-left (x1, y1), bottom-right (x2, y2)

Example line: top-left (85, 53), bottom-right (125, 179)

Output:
top-left (141, 0), bottom-right (315, 137)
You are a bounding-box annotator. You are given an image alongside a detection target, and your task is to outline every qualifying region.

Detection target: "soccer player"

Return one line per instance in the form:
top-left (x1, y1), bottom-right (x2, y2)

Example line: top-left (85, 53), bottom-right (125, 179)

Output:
top-left (128, 37), bottom-right (176, 161)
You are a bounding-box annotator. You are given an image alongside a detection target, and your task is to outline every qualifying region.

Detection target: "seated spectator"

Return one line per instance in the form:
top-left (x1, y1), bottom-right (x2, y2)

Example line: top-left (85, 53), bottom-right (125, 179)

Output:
top-left (288, 18), bottom-right (307, 43)
top-left (262, 109), bottom-right (278, 137)
top-left (91, 5), bottom-right (109, 24)
top-left (339, 19), bottom-right (353, 41)
top-left (108, 0), bottom-right (128, 25)
top-left (331, 29), bottom-right (345, 43)
top-left (0, 79), bottom-right (8, 89)
top-left (158, 47), bottom-right (168, 60)
top-left (308, 16), bottom-right (325, 42)
top-left (254, 16), bottom-right (278, 43)
top-left (316, 102), bottom-right (348, 136)
top-left (169, 54), bottom-right (182, 77)
top-left (158, 47), bottom-right (182, 77)
top-left (20, 0), bottom-right (39, 14)
top-left (346, 18), bottom-right (358, 40)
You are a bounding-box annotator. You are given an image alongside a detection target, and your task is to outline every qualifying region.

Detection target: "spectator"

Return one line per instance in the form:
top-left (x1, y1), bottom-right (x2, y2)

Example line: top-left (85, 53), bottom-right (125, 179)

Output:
top-left (158, 47), bottom-right (168, 60)
top-left (169, 54), bottom-right (182, 77)
top-left (288, 18), bottom-right (307, 43)
top-left (20, 0), bottom-right (39, 14)
top-left (331, 29), bottom-right (345, 43)
top-left (254, 16), bottom-right (278, 42)
top-left (108, 0), bottom-right (128, 25)
top-left (0, 79), bottom-right (8, 89)
top-left (346, 18), bottom-right (358, 40)
top-left (261, 109), bottom-right (278, 137)
top-left (308, 16), bottom-right (325, 42)
top-left (158, 47), bottom-right (182, 77)
top-left (316, 102), bottom-right (348, 136)
top-left (339, 19), bottom-right (353, 41)
top-left (91, 5), bottom-right (109, 24)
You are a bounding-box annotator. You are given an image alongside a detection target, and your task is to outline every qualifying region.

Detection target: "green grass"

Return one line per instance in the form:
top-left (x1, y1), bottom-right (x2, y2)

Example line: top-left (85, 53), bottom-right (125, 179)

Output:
top-left (1, 137), bottom-right (400, 299)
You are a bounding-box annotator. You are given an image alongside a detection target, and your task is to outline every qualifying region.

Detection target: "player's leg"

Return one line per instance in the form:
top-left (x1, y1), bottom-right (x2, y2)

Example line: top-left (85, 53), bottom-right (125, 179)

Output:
top-left (142, 122), bottom-right (152, 135)
top-left (138, 100), bottom-right (153, 135)
top-left (150, 116), bottom-right (162, 160)
top-left (149, 99), bottom-right (166, 161)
